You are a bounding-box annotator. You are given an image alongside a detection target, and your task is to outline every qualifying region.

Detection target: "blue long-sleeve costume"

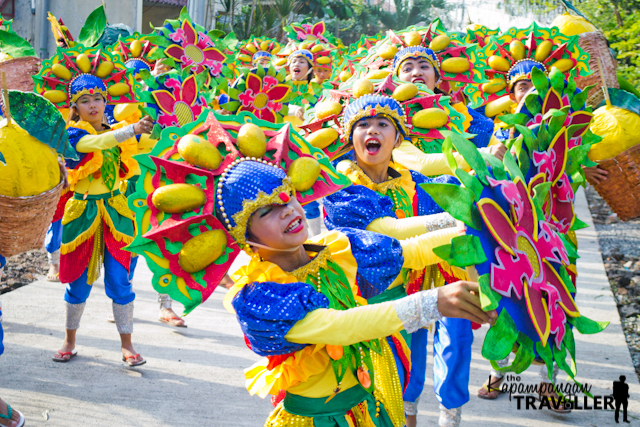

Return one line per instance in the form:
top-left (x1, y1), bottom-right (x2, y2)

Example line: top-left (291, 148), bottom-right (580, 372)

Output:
top-left (324, 168), bottom-right (473, 410)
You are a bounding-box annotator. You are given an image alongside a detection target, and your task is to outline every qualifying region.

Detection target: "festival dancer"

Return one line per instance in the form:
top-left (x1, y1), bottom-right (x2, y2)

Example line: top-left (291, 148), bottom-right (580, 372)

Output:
top-left (235, 37), bottom-right (282, 70)
top-left (108, 38), bottom-right (189, 327)
top-left (221, 162), bottom-right (494, 426)
top-left (126, 109), bottom-right (496, 426)
top-left (34, 45), bottom-right (151, 366)
top-left (287, 48), bottom-right (326, 236)
top-left (390, 45), bottom-right (507, 174)
top-left (324, 95), bottom-right (472, 427)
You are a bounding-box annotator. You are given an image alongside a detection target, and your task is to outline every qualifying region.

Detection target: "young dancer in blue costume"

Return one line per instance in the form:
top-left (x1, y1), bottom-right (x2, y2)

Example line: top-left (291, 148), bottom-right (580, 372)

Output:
top-left (324, 95), bottom-right (473, 427)
top-left (218, 156), bottom-right (496, 426)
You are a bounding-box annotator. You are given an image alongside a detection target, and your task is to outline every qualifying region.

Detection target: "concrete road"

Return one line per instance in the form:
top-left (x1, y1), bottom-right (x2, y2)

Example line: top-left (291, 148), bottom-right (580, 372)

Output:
top-left (0, 188), bottom-right (636, 426)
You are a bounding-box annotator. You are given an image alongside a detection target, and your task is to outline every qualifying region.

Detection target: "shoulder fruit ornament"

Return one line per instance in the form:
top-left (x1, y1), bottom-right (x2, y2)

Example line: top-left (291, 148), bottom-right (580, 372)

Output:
top-left (127, 109), bottom-right (350, 313)
top-left (107, 33), bottom-right (159, 78)
top-left (33, 44), bottom-right (139, 109)
top-left (469, 23), bottom-right (590, 109)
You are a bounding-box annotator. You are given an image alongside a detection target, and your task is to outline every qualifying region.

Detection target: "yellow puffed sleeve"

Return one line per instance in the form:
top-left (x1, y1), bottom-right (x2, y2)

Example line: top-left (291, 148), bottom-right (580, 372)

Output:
top-left (399, 227), bottom-right (458, 270)
top-left (393, 140), bottom-right (470, 176)
top-left (75, 132), bottom-right (121, 153)
top-left (286, 302), bottom-right (404, 346)
top-left (366, 216), bottom-right (428, 240)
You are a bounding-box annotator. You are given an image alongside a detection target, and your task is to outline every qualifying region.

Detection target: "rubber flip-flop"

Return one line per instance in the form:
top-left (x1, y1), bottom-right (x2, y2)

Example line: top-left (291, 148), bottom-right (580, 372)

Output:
top-left (159, 316), bottom-right (187, 328)
top-left (46, 273), bottom-right (60, 283)
top-left (122, 354), bottom-right (146, 367)
top-left (0, 404), bottom-right (25, 427)
top-left (52, 349), bottom-right (77, 363)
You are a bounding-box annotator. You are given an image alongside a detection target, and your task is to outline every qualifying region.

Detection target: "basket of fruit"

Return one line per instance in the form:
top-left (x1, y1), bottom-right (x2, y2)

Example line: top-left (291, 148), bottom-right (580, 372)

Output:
top-left (551, 13), bottom-right (619, 107)
top-left (587, 89), bottom-right (640, 220)
top-left (0, 87), bottom-right (77, 257)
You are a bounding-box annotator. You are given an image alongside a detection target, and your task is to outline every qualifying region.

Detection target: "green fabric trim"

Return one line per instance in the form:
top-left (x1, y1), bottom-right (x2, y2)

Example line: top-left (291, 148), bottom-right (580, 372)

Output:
top-left (419, 183), bottom-right (483, 230)
top-left (368, 284), bottom-right (407, 305)
top-left (63, 192), bottom-right (133, 245)
top-left (283, 386), bottom-right (394, 427)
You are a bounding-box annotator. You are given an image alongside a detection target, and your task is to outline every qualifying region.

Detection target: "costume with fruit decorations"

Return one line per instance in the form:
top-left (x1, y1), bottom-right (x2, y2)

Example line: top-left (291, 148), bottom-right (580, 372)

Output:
top-left (123, 107), bottom-right (463, 426)
top-left (33, 44), bottom-right (141, 335)
top-left (323, 95), bottom-right (471, 425)
top-left (235, 37), bottom-right (282, 70)
top-left (465, 23), bottom-right (590, 143)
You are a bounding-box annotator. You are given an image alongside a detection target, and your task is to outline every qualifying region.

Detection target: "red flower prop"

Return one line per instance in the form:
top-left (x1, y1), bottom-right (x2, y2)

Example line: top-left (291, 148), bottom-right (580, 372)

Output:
top-left (164, 20), bottom-right (225, 80)
top-left (237, 73), bottom-right (291, 123)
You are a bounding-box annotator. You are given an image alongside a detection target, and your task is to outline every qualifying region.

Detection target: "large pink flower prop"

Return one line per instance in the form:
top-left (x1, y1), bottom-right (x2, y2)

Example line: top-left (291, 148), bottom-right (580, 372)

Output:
top-left (152, 75), bottom-right (205, 128)
top-left (530, 128), bottom-right (575, 233)
top-left (165, 20), bottom-right (225, 78)
top-left (528, 88), bottom-right (593, 149)
top-left (291, 22), bottom-right (328, 43)
top-left (479, 176), bottom-right (579, 348)
top-left (238, 73), bottom-right (290, 123)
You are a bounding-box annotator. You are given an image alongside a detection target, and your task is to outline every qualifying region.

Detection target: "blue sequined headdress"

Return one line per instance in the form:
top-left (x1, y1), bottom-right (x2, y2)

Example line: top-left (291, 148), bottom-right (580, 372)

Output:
top-left (507, 59), bottom-right (547, 91)
top-left (287, 49), bottom-right (314, 66)
top-left (124, 57), bottom-right (152, 77)
top-left (69, 73), bottom-right (108, 104)
top-left (392, 46), bottom-right (440, 78)
top-left (252, 51), bottom-right (273, 65)
top-left (216, 158), bottom-right (296, 246)
top-left (343, 95), bottom-right (409, 143)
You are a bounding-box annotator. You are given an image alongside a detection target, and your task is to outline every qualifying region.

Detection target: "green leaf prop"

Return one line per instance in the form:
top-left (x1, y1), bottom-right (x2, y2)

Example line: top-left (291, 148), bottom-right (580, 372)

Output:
top-left (479, 273), bottom-right (501, 311)
top-left (0, 30), bottom-right (35, 57)
top-left (481, 152), bottom-right (508, 181)
top-left (568, 315), bottom-right (609, 334)
top-left (7, 91), bottom-right (78, 160)
top-left (482, 309), bottom-right (518, 360)
top-left (448, 133), bottom-right (489, 185)
top-left (433, 235), bottom-right (487, 268)
top-left (498, 113), bottom-right (529, 127)
top-left (455, 169), bottom-right (483, 201)
top-left (570, 216), bottom-right (589, 231)
top-left (559, 233), bottom-right (579, 260)
top-left (420, 183), bottom-right (484, 230)
top-left (490, 333), bottom-right (534, 374)
top-left (570, 85), bottom-right (591, 111)
top-left (77, 6), bottom-right (108, 47)
top-left (503, 150), bottom-right (525, 182)
top-left (549, 68), bottom-right (565, 92)
top-left (532, 182), bottom-right (552, 208)
top-left (536, 341), bottom-right (555, 382)
top-left (559, 265), bottom-right (576, 293)
top-left (563, 326), bottom-right (577, 376)
top-left (531, 66), bottom-right (549, 94)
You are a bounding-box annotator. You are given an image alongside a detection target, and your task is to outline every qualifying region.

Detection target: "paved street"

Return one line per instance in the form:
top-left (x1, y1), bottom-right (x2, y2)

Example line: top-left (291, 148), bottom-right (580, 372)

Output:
top-left (0, 187), bottom-right (637, 426)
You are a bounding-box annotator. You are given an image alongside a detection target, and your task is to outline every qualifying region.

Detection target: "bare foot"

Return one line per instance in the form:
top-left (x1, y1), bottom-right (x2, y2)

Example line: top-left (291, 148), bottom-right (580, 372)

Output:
top-left (159, 308), bottom-right (186, 327)
top-left (0, 397), bottom-right (21, 427)
top-left (46, 264), bottom-right (60, 282)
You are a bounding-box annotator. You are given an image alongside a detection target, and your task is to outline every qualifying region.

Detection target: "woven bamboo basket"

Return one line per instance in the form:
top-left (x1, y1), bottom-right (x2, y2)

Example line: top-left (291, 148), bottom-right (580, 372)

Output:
top-left (587, 144), bottom-right (640, 221)
top-left (0, 56), bottom-right (42, 91)
top-left (0, 180), bottom-right (64, 257)
top-left (576, 31), bottom-right (619, 108)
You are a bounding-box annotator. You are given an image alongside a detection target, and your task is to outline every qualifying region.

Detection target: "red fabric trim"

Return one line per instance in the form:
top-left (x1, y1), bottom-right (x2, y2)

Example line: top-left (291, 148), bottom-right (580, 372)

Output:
top-left (391, 335), bottom-right (411, 393)
top-left (406, 270), bottom-right (425, 295)
top-left (346, 410), bottom-right (357, 424)
top-left (59, 235), bottom-right (94, 283)
top-left (103, 220), bottom-right (131, 272)
top-left (437, 265), bottom-right (462, 284)
top-left (52, 191), bottom-right (73, 223)
top-left (271, 389), bottom-right (286, 408)
top-left (412, 190), bottom-right (419, 216)
top-left (72, 152), bottom-right (95, 170)
top-left (266, 351), bottom-right (296, 371)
